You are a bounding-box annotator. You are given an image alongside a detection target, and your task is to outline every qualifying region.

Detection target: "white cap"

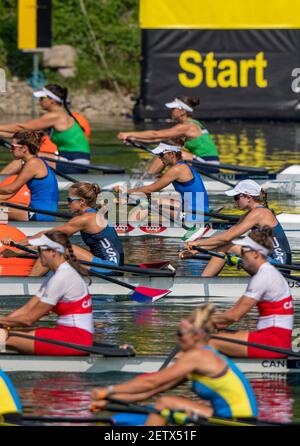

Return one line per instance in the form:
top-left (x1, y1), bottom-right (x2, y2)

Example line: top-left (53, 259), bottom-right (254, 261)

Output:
top-left (29, 234), bottom-right (65, 254)
top-left (225, 180), bottom-right (261, 197)
top-left (33, 87), bottom-right (63, 104)
top-left (232, 235), bottom-right (270, 257)
top-left (165, 98), bottom-right (193, 113)
top-left (152, 142), bottom-right (181, 155)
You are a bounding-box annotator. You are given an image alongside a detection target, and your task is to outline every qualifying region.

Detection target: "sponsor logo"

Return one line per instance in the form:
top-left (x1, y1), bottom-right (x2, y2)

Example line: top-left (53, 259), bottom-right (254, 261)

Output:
top-left (178, 50), bottom-right (268, 89)
top-left (283, 301), bottom-right (293, 310)
top-left (114, 224), bottom-right (135, 234)
top-left (140, 226), bottom-right (167, 234)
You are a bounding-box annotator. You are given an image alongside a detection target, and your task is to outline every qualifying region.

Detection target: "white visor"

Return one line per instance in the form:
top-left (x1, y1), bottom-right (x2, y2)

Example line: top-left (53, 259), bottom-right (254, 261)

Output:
top-left (225, 180), bottom-right (261, 197)
top-left (165, 98), bottom-right (193, 113)
top-left (33, 87), bottom-right (63, 104)
top-left (232, 236), bottom-right (270, 257)
top-left (152, 143), bottom-right (181, 155)
top-left (29, 234), bottom-right (65, 254)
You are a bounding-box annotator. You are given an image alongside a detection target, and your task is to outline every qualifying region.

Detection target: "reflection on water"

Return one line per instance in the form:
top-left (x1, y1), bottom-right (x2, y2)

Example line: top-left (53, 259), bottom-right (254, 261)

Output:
top-left (2, 120), bottom-right (300, 424)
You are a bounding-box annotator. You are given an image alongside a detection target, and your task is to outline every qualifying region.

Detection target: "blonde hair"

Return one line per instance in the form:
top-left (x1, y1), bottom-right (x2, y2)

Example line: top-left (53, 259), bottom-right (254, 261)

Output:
top-left (186, 304), bottom-right (216, 338)
top-left (69, 182), bottom-right (100, 208)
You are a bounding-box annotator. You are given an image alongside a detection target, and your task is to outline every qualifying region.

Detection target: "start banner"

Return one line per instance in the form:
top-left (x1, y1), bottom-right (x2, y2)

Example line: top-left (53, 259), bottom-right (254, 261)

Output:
top-left (134, 0), bottom-right (300, 120)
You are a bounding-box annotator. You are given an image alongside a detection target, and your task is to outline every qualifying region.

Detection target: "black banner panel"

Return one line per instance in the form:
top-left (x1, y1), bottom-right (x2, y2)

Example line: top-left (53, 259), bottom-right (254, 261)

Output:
top-left (135, 29), bottom-right (300, 120)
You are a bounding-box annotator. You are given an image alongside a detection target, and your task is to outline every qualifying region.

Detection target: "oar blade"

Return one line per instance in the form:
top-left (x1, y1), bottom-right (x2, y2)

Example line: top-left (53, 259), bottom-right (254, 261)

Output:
top-left (138, 261), bottom-right (172, 270)
top-left (129, 287), bottom-right (171, 303)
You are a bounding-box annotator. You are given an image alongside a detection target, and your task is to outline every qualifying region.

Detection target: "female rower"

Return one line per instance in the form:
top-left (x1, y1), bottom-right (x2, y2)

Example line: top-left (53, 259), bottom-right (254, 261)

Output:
top-left (118, 97), bottom-right (219, 174)
top-left (5, 182), bottom-right (124, 276)
top-left (0, 84), bottom-right (90, 174)
top-left (181, 179), bottom-right (291, 276)
top-left (0, 130), bottom-right (58, 221)
top-left (209, 227), bottom-right (293, 358)
top-left (90, 304), bottom-right (258, 425)
top-left (0, 231), bottom-right (94, 356)
top-left (115, 141), bottom-right (209, 224)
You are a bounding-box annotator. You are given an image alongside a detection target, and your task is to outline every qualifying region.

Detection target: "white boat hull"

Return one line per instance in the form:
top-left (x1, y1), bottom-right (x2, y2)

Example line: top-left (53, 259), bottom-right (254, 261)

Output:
top-left (1, 353), bottom-right (300, 374)
top-left (1, 275), bottom-right (300, 298)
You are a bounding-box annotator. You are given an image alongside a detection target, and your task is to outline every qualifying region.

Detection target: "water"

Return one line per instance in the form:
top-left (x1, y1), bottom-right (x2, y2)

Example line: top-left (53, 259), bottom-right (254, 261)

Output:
top-left (1, 119), bottom-right (300, 424)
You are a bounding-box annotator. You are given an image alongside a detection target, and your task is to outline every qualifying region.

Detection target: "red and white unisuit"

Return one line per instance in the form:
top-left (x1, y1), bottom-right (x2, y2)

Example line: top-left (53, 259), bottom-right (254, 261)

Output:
top-left (244, 262), bottom-right (293, 358)
top-left (34, 262), bottom-right (93, 355)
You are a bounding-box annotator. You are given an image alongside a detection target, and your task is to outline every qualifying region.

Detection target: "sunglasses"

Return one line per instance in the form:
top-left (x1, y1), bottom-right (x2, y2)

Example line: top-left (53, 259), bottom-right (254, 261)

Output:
top-left (241, 246), bottom-right (255, 255)
top-left (67, 197), bottom-right (81, 203)
top-left (11, 144), bottom-right (23, 150)
top-left (233, 194), bottom-right (246, 201)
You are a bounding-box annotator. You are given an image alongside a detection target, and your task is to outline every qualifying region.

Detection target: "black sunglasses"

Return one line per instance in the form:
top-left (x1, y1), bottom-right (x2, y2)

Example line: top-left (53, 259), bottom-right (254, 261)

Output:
top-left (233, 194), bottom-right (245, 201)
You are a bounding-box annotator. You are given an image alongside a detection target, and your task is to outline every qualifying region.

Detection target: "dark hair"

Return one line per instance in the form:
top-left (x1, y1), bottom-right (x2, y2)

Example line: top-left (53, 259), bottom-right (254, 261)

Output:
top-left (248, 226), bottom-right (273, 252)
top-left (178, 96), bottom-right (200, 116)
top-left (44, 84), bottom-right (84, 131)
top-left (45, 230), bottom-right (91, 283)
top-left (13, 130), bottom-right (43, 154)
top-left (69, 182), bottom-right (100, 208)
top-left (253, 188), bottom-right (269, 208)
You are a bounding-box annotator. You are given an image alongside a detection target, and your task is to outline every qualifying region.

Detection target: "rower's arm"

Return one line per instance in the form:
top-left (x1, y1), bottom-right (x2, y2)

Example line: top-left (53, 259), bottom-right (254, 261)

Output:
top-left (128, 168), bottom-right (179, 194)
top-left (0, 113), bottom-right (60, 133)
top-left (118, 124), bottom-right (190, 142)
top-left (189, 212), bottom-right (260, 249)
top-left (0, 159), bottom-right (23, 175)
top-left (0, 297), bottom-right (52, 327)
top-left (212, 296), bottom-right (256, 329)
top-left (0, 160), bottom-right (41, 196)
top-left (93, 352), bottom-right (197, 397)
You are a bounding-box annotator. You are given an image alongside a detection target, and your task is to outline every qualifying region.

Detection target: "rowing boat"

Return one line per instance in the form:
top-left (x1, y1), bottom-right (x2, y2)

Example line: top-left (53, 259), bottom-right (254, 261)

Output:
top-left (1, 165), bottom-right (300, 194)
top-left (0, 353), bottom-right (299, 374)
top-left (1, 275), bottom-right (300, 298)
top-left (8, 213), bottom-right (300, 242)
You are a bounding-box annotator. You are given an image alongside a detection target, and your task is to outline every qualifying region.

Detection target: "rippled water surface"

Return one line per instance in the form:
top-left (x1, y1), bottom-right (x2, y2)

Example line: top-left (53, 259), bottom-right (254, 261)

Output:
top-left (1, 119), bottom-right (300, 425)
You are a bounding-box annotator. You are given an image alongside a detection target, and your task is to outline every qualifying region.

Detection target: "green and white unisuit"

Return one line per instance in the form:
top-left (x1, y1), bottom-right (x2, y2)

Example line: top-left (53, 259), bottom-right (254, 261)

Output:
top-left (51, 119), bottom-right (90, 174)
top-left (185, 119), bottom-right (219, 161)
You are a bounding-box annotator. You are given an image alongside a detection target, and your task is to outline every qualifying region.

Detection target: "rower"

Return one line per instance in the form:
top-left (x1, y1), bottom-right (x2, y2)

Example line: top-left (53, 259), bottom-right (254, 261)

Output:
top-left (0, 370), bottom-right (22, 420)
top-left (115, 141), bottom-right (209, 225)
top-left (0, 131), bottom-right (58, 221)
top-left (118, 97), bottom-right (219, 174)
top-left (182, 179), bottom-right (292, 276)
top-left (0, 84), bottom-right (90, 174)
top-left (0, 231), bottom-right (94, 355)
top-left (90, 303), bottom-right (258, 425)
top-left (209, 227), bottom-right (294, 358)
top-left (3, 182), bottom-right (124, 276)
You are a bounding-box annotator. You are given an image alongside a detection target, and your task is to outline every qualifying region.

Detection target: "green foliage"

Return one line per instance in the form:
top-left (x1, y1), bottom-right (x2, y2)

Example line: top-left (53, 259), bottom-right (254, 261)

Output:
top-left (0, 0), bottom-right (140, 91)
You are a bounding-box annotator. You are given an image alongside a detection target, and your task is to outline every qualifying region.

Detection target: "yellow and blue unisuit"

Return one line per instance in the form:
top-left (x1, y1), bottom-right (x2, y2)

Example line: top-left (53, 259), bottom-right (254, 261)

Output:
top-left (188, 346), bottom-right (258, 418)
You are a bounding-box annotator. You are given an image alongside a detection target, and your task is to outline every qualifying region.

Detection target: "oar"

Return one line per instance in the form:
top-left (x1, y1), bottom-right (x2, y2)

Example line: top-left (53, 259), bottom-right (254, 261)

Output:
top-left (0, 201), bottom-right (71, 219)
top-left (211, 334), bottom-right (300, 358)
top-left (126, 139), bottom-right (268, 174)
top-left (89, 270), bottom-right (171, 303)
top-left (9, 242), bottom-right (173, 272)
top-left (0, 136), bottom-right (125, 174)
top-left (41, 156), bottom-right (125, 174)
top-left (101, 397), bottom-right (259, 427)
top-left (8, 331), bottom-right (135, 357)
top-left (79, 259), bottom-right (175, 276)
top-left (20, 414), bottom-right (113, 424)
top-left (50, 166), bottom-right (78, 184)
top-left (158, 345), bottom-right (180, 370)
